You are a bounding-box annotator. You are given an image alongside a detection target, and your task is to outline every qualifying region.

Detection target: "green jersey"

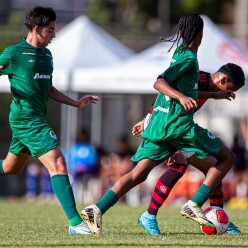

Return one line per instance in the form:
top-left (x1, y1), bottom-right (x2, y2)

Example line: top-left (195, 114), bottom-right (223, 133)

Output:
top-left (132, 46), bottom-right (221, 163)
top-left (0, 39), bottom-right (53, 121)
top-left (141, 46), bottom-right (199, 143)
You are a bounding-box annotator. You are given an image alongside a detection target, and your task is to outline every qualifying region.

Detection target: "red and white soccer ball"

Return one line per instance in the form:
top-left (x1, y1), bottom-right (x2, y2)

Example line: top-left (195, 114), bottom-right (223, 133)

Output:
top-left (200, 206), bottom-right (229, 235)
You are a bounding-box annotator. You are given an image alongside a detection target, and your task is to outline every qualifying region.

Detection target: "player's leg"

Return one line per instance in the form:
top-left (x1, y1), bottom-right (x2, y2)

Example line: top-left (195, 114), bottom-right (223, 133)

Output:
top-left (188, 154), bottom-right (241, 234)
top-left (38, 146), bottom-right (91, 235)
top-left (1, 133), bottom-right (31, 176)
top-left (82, 158), bottom-right (158, 236)
top-left (181, 142), bottom-right (234, 227)
top-left (188, 155), bottom-right (224, 208)
top-left (138, 151), bottom-right (188, 235)
top-left (82, 139), bottom-right (176, 237)
top-left (1, 152), bottom-right (30, 175)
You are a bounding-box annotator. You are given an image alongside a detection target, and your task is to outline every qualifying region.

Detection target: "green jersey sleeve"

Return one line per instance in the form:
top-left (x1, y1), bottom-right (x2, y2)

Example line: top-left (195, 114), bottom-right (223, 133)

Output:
top-left (0, 48), bottom-right (12, 75)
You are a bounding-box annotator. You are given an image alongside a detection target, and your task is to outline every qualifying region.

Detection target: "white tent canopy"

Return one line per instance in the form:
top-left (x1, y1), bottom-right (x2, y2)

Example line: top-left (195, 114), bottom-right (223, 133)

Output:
top-left (49, 15), bottom-right (134, 91)
top-left (73, 15), bottom-right (248, 93)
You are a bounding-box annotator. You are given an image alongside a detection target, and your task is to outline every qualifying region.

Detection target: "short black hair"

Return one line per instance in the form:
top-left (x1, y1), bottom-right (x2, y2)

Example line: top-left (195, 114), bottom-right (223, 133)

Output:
top-left (218, 63), bottom-right (245, 88)
top-left (24, 6), bottom-right (56, 31)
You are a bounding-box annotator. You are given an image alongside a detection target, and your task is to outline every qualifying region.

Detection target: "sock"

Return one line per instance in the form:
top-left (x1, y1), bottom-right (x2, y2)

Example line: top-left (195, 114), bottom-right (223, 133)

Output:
top-left (208, 182), bottom-right (224, 208)
top-left (143, 211), bottom-right (156, 219)
top-left (0, 160), bottom-right (5, 176)
top-left (51, 174), bottom-right (82, 226)
top-left (192, 183), bottom-right (214, 207)
top-left (96, 190), bottom-right (119, 214)
top-left (148, 163), bottom-right (187, 215)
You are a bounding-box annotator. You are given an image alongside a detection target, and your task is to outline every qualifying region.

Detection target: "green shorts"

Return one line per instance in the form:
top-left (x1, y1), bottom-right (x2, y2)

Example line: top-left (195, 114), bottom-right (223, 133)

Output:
top-left (9, 118), bottom-right (60, 157)
top-left (131, 123), bottom-right (222, 164)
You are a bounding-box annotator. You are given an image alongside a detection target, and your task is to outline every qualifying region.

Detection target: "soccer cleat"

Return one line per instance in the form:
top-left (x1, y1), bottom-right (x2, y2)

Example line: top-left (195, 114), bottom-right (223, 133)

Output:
top-left (68, 221), bottom-right (92, 235)
top-left (180, 200), bottom-right (214, 227)
top-left (226, 221), bottom-right (242, 235)
top-left (81, 204), bottom-right (104, 237)
top-left (138, 211), bottom-right (161, 236)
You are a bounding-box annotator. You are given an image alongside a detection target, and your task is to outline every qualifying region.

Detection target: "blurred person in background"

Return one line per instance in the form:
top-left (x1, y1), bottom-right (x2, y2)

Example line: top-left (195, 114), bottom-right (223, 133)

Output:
top-left (0, 6), bottom-right (98, 235)
top-left (66, 128), bottom-right (98, 203)
top-left (229, 133), bottom-right (248, 205)
top-left (100, 135), bottom-right (135, 196)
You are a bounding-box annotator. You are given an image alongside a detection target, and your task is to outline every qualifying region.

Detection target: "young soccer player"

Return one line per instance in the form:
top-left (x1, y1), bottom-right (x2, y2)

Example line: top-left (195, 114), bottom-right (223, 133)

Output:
top-left (0, 6), bottom-right (99, 235)
top-left (133, 63), bottom-right (245, 235)
top-left (81, 13), bottom-right (235, 237)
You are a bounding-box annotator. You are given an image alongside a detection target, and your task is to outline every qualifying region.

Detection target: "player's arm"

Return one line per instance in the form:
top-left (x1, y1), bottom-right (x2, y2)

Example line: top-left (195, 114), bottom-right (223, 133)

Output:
top-left (198, 90), bottom-right (235, 101)
top-left (49, 85), bottom-right (99, 108)
top-left (154, 77), bottom-right (198, 111)
top-left (0, 48), bottom-right (13, 75)
top-left (132, 118), bottom-right (145, 137)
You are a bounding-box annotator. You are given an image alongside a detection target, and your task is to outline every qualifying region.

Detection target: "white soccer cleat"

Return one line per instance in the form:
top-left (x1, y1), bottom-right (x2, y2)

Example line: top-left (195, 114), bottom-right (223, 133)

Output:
top-left (68, 221), bottom-right (92, 235)
top-left (81, 204), bottom-right (104, 237)
top-left (180, 200), bottom-right (215, 227)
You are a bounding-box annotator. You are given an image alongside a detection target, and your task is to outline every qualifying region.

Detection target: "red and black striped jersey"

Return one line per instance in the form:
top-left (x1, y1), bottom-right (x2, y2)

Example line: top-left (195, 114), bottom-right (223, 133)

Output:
top-left (149, 71), bottom-right (210, 113)
top-left (197, 71), bottom-right (210, 109)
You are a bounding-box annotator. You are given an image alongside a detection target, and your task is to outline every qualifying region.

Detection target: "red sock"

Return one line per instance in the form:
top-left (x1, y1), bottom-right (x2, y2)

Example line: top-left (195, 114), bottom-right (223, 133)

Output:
top-left (208, 182), bottom-right (224, 208)
top-left (148, 163), bottom-right (187, 215)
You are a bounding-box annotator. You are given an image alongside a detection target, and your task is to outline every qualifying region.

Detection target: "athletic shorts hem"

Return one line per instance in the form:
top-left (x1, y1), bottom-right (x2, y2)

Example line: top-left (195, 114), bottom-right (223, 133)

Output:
top-left (33, 143), bottom-right (59, 157)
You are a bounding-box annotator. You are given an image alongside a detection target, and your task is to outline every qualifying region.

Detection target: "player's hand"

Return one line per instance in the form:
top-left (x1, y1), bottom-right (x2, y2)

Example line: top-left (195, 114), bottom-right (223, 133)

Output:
top-left (214, 90), bottom-right (236, 101)
top-left (77, 95), bottom-right (99, 108)
top-left (132, 120), bottom-right (145, 137)
top-left (178, 95), bottom-right (198, 111)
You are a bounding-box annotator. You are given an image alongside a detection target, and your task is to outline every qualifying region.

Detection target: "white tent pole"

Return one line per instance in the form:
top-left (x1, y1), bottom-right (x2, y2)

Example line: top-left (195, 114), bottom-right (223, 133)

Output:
top-left (60, 72), bottom-right (78, 152)
top-left (91, 94), bottom-right (102, 147)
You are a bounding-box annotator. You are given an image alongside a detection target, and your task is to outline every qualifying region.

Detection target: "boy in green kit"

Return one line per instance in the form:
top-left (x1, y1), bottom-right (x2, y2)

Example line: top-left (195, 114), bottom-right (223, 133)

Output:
top-left (0, 6), bottom-right (98, 235)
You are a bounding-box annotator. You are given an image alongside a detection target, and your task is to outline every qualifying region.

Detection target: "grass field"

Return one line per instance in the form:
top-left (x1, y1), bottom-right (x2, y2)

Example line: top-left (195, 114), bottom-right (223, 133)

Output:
top-left (0, 199), bottom-right (248, 248)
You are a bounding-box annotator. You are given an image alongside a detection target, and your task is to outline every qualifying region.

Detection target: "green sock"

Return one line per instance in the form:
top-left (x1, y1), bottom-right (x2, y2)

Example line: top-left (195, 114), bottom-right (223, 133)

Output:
top-left (96, 190), bottom-right (119, 214)
top-left (51, 174), bottom-right (82, 226)
top-left (192, 184), bottom-right (214, 207)
top-left (0, 160), bottom-right (5, 176)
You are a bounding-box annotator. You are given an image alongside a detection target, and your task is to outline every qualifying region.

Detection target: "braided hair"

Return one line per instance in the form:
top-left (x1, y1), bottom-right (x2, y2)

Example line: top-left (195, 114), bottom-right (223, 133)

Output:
top-left (159, 13), bottom-right (204, 52)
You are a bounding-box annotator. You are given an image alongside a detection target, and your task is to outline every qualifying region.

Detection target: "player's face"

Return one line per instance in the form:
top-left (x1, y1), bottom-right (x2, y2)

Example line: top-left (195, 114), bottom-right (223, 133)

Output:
top-left (218, 77), bottom-right (240, 92)
top-left (225, 82), bottom-right (240, 92)
top-left (37, 22), bottom-right (56, 47)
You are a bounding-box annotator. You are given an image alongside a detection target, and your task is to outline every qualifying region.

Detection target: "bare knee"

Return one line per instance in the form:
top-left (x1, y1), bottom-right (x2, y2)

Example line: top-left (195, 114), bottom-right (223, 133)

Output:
top-left (49, 156), bottom-right (68, 175)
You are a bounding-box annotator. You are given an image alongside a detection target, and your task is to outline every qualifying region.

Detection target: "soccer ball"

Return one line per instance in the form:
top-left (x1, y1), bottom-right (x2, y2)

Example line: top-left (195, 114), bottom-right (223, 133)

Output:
top-left (200, 206), bottom-right (229, 235)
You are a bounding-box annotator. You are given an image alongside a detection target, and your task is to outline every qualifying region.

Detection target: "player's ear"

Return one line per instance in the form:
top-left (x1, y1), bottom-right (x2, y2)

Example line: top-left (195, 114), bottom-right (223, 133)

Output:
top-left (220, 75), bottom-right (228, 85)
top-left (33, 25), bottom-right (41, 36)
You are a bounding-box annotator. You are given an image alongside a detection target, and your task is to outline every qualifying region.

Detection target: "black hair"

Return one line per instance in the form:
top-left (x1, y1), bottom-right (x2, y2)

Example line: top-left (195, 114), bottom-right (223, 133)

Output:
top-left (218, 63), bottom-right (245, 88)
top-left (24, 6), bottom-right (56, 31)
top-left (158, 13), bottom-right (203, 52)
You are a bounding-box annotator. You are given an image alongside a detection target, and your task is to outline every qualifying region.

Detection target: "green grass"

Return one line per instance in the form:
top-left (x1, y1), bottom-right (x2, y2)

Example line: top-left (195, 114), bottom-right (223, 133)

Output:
top-left (0, 199), bottom-right (247, 248)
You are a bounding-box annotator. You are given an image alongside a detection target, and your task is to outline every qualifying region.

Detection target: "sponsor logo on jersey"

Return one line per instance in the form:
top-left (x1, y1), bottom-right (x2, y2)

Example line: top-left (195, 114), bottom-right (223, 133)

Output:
top-left (34, 73), bottom-right (51, 79)
top-left (154, 106), bottom-right (169, 113)
top-left (194, 83), bottom-right (198, 89)
top-left (207, 131), bottom-right (216, 139)
top-left (22, 52), bottom-right (36, 55)
top-left (50, 130), bottom-right (57, 139)
top-left (28, 59), bottom-right (35, 63)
